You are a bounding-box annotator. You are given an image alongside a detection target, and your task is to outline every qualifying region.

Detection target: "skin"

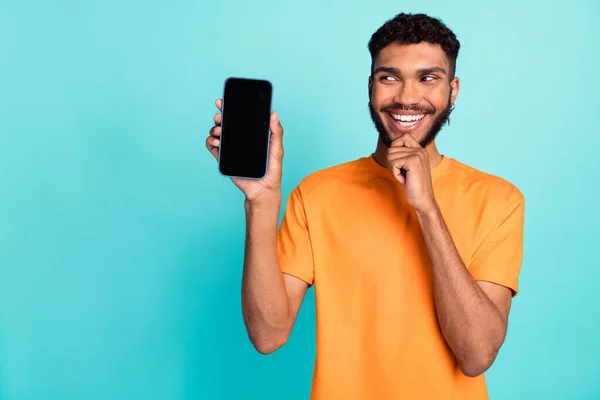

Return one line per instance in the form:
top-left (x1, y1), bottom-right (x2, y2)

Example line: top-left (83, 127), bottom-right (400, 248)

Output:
top-left (205, 42), bottom-right (513, 375)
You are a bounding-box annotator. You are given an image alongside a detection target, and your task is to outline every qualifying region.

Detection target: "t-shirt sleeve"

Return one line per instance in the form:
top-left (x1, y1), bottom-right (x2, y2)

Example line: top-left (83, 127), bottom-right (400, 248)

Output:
top-left (277, 186), bottom-right (314, 286)
top-left (467, 194), bottom-right (525, 297)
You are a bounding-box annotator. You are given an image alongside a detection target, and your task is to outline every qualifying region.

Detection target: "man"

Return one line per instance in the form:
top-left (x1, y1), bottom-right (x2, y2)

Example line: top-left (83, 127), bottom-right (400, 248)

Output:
top-left (206, 12), bottom-right (524, 400)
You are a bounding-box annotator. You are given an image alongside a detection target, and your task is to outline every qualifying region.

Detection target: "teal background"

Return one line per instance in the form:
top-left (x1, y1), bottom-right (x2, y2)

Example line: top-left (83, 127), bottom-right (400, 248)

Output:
top-left (1, 0), bottom-right (599, 398)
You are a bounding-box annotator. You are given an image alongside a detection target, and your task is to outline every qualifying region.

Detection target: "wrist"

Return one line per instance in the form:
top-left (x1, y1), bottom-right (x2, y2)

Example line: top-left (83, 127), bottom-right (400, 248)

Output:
top-left (414, 201), bottom-right (441, 221)
top-left (245, 192), bottom-right (282, 212)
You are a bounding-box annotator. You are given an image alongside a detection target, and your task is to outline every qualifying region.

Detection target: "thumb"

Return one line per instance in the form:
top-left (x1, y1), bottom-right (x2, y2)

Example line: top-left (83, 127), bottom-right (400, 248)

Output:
top-left (269, 111), bottom-right (284, 151)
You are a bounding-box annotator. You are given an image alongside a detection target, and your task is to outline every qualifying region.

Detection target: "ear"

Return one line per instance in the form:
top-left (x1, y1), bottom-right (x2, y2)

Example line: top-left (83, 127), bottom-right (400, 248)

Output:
top-left (450, 76), bottom-right (460, 105)
top-left (368, 75), bottom-right (373, 99)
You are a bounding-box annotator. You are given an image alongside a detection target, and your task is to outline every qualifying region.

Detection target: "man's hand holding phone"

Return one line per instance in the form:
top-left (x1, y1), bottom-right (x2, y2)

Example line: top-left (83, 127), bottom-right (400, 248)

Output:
top-left (206, 98), bottom-right (284, 205)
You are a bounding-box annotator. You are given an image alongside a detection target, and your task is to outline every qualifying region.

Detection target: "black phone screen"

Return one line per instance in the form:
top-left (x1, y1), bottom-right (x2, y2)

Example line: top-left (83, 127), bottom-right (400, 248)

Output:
top-left (218, 78), bottom-right (273, 179)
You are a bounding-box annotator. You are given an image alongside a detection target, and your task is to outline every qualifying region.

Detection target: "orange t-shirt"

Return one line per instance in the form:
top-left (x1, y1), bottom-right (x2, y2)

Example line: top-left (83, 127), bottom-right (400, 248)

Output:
top-left (277, 155), bottom-right (525, 400)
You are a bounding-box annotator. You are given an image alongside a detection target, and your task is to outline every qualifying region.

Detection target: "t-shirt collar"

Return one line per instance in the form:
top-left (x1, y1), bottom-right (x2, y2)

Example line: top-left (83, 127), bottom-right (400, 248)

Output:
top-left (364, 153), bottom-right (451, 183)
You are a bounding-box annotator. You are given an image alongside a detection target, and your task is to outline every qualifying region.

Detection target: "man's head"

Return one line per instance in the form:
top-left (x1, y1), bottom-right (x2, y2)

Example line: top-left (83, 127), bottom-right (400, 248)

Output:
top-left (367, 13), bottom-right (460, 148)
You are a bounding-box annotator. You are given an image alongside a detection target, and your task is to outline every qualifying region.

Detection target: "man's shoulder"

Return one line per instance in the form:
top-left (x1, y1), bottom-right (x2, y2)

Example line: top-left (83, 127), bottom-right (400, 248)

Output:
top-left (295, 157), bottom-right (366, 197)
top-left (448, 157), bottom-right (524, 207)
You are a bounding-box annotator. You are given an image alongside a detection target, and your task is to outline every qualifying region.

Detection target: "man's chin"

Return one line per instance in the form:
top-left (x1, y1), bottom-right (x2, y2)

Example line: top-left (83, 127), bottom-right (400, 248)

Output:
top-left (383, 126), bottom-right (429, 146)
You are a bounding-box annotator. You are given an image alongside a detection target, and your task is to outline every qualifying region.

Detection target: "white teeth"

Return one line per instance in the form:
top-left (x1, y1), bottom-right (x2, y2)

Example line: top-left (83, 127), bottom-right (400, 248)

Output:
top-left (391, 113), bottom-right (425, 122)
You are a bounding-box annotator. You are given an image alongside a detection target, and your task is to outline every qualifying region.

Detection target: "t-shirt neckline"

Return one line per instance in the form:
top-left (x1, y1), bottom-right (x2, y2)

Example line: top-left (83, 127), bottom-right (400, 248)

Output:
top-left (363, 153), bottom-right (452, 183)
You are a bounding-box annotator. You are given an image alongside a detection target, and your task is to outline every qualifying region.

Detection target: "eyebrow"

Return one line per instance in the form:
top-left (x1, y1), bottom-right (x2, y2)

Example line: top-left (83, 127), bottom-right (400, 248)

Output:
top-left (417, 67), bottom-right (447, 76)
top-left (373, 66), bottom-right (448, 76)
top-left (373, 66), bottom-right (400, 75)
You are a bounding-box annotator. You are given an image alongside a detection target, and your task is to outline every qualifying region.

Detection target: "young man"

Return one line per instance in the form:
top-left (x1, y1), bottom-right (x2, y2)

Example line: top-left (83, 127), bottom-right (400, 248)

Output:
top-left (206, 13), bottom-right (525, 400)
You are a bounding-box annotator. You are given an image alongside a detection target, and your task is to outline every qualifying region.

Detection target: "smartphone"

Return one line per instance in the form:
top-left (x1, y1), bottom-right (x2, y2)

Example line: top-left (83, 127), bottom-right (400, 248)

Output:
top-left (218, 77), bottom-right (273, 179)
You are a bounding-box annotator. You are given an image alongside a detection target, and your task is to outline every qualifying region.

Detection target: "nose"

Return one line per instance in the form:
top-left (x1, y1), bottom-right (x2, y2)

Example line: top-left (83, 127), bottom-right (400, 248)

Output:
top-left (393, 80), bottom-right (422, 106)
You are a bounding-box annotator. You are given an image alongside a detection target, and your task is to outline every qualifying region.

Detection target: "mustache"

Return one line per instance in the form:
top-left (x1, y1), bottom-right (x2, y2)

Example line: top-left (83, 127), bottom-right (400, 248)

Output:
top-left (381, 103), bottom-right (435, 114)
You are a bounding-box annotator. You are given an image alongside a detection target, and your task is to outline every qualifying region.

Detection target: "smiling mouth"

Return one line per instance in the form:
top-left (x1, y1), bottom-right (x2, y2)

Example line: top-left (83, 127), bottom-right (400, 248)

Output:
top-left (389, 112), bottom-right (427, 127)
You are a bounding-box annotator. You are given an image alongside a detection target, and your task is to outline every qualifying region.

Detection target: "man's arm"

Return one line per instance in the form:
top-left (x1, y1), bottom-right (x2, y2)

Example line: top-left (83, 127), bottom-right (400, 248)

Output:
top-left (415, 206), bottom-right (512, 377)
top-left (385, 134), bottom-right (520, 377)
top-left (205, 99), bottom-right (309, 355)
top-left (242, 196), bottom-right (310, 355)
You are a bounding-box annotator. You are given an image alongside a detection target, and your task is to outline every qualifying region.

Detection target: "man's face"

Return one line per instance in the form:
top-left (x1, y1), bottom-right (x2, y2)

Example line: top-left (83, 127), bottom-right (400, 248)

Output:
top-left (368, 42), bottom-right (460, 148)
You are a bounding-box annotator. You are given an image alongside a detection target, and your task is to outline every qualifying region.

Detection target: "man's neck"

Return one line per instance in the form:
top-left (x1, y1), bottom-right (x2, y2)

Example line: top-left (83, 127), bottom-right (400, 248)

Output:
top-left (372, 138), bottom-right (443, 169)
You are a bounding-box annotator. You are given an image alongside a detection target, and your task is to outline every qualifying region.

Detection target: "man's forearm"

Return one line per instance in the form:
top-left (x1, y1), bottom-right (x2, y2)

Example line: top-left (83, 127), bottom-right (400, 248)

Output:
top-left (415, 205), bottom-right (507, 377)
top-left (242, 195), bottom-right (292, 353)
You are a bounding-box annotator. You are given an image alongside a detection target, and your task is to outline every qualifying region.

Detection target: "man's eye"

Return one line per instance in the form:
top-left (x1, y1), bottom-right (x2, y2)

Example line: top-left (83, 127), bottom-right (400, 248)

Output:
top-left (422, 76), bottom-right (437, 82)
top-left (381, 75), bottom-right (396, 81)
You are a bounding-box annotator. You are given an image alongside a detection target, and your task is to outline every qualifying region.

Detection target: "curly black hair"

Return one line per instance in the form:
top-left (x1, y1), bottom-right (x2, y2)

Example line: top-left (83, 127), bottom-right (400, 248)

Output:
top-left (368, 13), bottom-right (460, 79)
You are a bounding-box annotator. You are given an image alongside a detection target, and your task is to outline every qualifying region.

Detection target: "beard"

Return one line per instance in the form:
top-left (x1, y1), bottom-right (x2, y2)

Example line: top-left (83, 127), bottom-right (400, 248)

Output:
top-left (369, 89), bottom-right (454, 148)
